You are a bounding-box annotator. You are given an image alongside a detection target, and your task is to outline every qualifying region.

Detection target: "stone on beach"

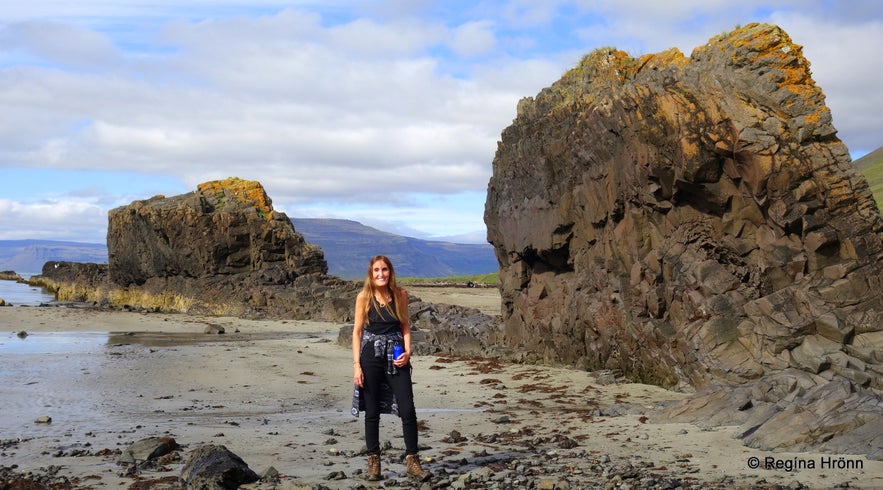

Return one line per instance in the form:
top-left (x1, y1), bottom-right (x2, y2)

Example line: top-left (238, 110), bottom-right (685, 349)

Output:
top-left (179, 444), bottom-right (260, 489)
top-left (119, 436), bottom-right (180, 465)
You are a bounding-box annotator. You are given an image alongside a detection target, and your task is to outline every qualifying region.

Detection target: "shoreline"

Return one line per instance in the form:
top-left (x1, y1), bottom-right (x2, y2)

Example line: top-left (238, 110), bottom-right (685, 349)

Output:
top-left (1, 303), bottom-right (882, 488)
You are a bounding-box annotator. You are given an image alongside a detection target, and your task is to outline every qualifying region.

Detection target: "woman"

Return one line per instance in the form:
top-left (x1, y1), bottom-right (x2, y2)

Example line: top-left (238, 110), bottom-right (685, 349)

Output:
top-left (351, 255), bottom-right (430, 481)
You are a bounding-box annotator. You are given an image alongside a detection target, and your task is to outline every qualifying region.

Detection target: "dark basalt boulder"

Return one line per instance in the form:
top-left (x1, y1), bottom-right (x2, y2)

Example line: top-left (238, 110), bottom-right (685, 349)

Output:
top-left (484, 23), bottom-right (883, 456)
top-left (179, 444), bottom-right (259, 489)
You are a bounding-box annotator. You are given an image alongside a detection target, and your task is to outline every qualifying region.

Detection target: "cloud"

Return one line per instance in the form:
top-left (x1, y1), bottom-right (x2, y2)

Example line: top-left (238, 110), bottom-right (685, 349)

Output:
top-left (1, 9), bottom-right (510, 210)
top-left (0, 21), bottom-right (119, 69)
top-left (450, 21), bottom-right (497, 57)
top-left (0, 198), bottom-right (107, 242)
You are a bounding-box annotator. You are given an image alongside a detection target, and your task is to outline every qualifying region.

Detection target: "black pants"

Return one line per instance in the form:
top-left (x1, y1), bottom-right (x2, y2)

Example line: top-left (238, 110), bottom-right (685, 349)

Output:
top-left (360, 343), bottom-right (418, 455)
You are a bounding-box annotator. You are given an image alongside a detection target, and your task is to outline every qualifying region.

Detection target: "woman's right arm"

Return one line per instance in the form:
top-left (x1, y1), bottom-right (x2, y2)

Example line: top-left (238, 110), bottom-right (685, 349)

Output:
top-left (352, 292), bottom-right (367, 387)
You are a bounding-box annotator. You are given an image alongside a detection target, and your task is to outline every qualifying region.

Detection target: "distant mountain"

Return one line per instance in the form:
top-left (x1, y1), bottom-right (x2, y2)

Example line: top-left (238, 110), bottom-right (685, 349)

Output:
top-left (0, 240), bottom-right (108, 276)
top-left (291, 218), bottom-right (498, 279)
top-left (0, 220), bottom-right (498, 280)
top-left (855, 146), bottom-right (883, 209)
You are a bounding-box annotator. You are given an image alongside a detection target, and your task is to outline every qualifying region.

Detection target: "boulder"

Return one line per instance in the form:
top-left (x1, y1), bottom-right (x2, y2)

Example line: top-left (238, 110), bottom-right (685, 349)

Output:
top-left (484, 23), bottom-right (883, 456)
top-left (179, 444), bottom-right (259, 489)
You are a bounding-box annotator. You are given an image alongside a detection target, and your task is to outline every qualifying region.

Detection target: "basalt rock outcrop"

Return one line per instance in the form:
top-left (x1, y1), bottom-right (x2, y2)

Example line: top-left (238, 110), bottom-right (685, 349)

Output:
top-left (33, 178), bottom-right (360, 321)
top-left (484, 23), bottom-right (883, 456)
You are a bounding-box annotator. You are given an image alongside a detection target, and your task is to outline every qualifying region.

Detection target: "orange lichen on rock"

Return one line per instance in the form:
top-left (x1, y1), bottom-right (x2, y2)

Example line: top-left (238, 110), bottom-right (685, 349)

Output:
top-left (730, 24), bottom-right (821, 102)
top-left (197, 177), bottom-right (274, 218)
top-left (637, 48), bottom-right (688, 72)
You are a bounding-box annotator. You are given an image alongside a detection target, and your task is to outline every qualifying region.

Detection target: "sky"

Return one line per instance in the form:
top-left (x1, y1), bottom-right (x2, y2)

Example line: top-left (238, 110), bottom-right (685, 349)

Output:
top-left (1, 1), bottom-right (881, 245)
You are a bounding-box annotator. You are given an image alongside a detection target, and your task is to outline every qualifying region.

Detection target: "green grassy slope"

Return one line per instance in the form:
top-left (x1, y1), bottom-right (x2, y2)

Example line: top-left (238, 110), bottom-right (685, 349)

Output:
top-left (855, 146), bottom-right (883, 210)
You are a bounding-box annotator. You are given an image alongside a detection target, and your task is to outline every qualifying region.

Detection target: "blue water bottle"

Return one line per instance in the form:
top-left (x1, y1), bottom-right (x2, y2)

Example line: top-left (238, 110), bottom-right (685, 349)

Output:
top-left (393, 344), bottom-right (404, 360)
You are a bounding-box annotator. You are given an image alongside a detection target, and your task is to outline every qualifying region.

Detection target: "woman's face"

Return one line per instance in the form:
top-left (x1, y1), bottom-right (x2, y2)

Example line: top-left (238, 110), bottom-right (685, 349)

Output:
top-left (371, 260), bottom-right (391, 288)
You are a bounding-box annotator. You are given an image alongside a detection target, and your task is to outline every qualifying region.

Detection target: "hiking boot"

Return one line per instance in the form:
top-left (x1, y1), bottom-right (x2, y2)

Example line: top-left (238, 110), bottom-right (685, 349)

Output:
top-left (366, 453), bottom-right (382, 481)
top-left (405, 453), bottom-right (430, 481)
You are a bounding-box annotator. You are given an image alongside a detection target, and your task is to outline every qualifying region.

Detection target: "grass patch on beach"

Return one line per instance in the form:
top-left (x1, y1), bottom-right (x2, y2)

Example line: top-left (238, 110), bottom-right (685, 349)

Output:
top-left (398, 272), bottom-right (499, 286)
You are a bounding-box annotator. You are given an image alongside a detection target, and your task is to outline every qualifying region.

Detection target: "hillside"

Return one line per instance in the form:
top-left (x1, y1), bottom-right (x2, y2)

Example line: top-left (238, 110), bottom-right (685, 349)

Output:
top-left (0, 240), bottom-right (107, 276)
top-left (854, 145), bottom-right (883, 209)
top-left (290, 218), bottom-right (497, 279)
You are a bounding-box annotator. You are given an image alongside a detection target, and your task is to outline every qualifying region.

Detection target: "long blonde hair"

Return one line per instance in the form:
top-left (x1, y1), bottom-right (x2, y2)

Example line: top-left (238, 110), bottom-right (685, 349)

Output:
top-left (361, 255), bottom-right (408, 322)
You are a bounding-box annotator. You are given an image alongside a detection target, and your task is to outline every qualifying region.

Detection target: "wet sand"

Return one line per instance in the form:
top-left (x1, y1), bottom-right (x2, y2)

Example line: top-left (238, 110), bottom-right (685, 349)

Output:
top-left (1, 290), bottom-right (881, 488)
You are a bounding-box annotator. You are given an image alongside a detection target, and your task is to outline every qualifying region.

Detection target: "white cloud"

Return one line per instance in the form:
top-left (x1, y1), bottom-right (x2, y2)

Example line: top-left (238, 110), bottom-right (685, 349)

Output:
top-left (0, 21), bottom-right (119, 68)
top-left (450, 21), bottom-right (497, 58)
top-left (1, 9), bottom-right (509, 210)
top-left (0, 198), bottom-right (107, 242)
top-left (500, 0), bottom-right (559, 27)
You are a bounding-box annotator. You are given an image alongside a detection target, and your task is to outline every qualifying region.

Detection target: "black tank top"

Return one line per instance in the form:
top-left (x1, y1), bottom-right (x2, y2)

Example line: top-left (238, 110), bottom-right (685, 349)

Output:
top-left (365, 297), bottom-right (402, 335)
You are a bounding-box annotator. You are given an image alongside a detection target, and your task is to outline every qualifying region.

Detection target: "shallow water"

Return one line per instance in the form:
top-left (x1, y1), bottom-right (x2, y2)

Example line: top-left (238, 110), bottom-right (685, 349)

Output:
top-left (0, 331), bottom-right (110, 439)
top-left (0, 279), bottom-right (56, 306)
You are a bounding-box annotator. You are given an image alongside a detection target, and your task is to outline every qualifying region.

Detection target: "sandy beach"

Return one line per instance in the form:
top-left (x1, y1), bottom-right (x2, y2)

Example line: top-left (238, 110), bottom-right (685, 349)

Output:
top-left (1, 287), bottom-right (882, 489)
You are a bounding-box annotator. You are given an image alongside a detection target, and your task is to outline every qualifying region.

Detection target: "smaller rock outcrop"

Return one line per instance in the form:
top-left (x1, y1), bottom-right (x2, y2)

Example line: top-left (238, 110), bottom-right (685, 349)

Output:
top-left (31, 178), bottom-right (360, 321)
top-left (107, 178), bottom-right (326, 286)
top-left (0, 270), bottom-right (24, 282)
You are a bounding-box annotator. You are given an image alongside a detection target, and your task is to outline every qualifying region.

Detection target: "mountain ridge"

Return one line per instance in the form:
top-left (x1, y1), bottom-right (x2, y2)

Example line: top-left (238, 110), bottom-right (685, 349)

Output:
top-left (0, 219), bottom-right (497, 280)
top-left (290, 218), bottom-right (496, 279)
top-left (0, 241), bottom-right (107, 276)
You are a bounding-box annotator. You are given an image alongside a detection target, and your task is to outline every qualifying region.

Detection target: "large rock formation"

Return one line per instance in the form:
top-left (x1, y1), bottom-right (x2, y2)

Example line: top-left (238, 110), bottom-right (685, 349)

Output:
top-left (34, 178), bottom-right (360, 321)
top-left (484, 23), bottom-right (883, 456)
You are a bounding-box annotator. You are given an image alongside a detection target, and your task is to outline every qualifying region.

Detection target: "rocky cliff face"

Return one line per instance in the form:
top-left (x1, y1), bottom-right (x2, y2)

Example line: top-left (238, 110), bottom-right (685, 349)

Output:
top-left (485, 23), bottom-right (883, 457)
top-left (37, 178), bottom-right (359, 321)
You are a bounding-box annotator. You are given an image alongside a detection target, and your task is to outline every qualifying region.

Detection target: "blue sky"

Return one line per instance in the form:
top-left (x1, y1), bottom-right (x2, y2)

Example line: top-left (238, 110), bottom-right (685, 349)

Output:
top-left (1, 1), bottom-right (881, 244)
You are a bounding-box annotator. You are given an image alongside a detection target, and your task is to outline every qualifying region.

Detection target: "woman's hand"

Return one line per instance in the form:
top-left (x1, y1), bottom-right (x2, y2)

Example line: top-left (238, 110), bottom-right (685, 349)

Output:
top-left (354, 364), bottom-right (364, 387)
top-left (393, 351), bottom-right (410, 368)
